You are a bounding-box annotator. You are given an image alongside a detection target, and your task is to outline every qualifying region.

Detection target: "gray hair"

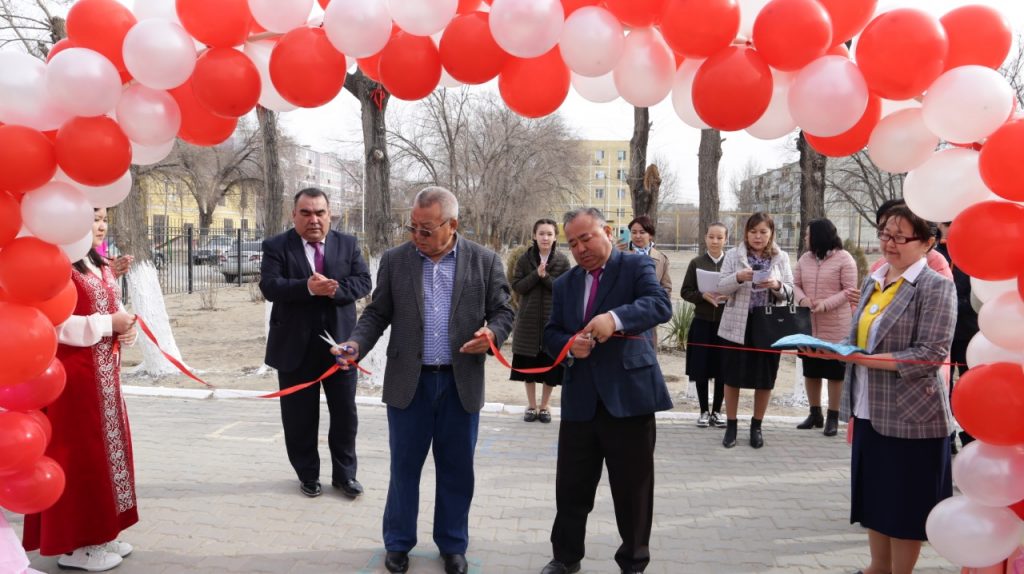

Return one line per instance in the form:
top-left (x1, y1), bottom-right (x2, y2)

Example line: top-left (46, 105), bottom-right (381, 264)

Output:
top-left (563, 207), bottom-right (606, 228)
top-left (414, 186), bottom-right (459, 220)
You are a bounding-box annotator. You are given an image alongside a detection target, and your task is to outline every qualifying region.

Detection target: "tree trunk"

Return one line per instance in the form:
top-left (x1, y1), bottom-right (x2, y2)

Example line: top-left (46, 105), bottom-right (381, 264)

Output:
top-left (797, 131), bottom-right (827, 253)
top-left (198, 209), bottom-right (214, 232)
top-left (344, 70), bottom-right (392, 256)
top-left (109, 166), bottom-right (152, 263)
top-left (697, 129), bottom-right (723, 240)
top-left (628, 106), bottom-right (652, 220)
top-left (256, 106), bottom-right (285, 236)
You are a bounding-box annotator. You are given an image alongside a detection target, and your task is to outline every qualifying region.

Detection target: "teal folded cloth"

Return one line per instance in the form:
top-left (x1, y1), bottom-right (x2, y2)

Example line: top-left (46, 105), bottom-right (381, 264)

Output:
top-left (771, 334), bottom-right (867, 357)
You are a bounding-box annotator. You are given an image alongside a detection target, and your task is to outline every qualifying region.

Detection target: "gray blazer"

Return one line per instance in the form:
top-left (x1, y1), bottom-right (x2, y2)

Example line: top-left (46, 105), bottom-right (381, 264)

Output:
top-left (350, 238), bottom-right (515, 413)
top-left (839, 265), bottom-right (957, 439)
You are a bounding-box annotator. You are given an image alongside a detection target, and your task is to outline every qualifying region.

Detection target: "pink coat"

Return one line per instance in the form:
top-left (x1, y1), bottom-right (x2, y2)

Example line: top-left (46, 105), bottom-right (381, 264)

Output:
top-left (793, 250), bottom-right (858, 343)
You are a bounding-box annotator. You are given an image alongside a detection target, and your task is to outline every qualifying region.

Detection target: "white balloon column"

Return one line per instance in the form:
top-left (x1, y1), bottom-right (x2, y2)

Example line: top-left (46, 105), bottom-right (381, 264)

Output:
top-left (0, 0), bottom-right (1022, 569)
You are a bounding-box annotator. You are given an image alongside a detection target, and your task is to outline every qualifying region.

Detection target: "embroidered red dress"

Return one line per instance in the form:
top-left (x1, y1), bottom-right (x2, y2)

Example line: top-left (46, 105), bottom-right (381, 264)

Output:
top-left (22, 264), bottom-right (138, 556)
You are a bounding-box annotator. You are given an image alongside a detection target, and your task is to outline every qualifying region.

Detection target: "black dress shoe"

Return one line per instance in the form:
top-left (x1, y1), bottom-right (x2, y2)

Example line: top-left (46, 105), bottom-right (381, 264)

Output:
top-left (384, 550), bottom-right (409, 573)
top-left (300, 480), bottom-right (322, 498)
top-left (540, 559), bottom-right (581, 574)
top-left (332, 478), bottom-right (363, 498)
top-left (441, 553), bottom-right (468, 574)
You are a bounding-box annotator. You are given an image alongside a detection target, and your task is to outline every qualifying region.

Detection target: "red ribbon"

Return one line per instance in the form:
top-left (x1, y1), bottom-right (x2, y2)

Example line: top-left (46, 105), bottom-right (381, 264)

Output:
top-left (685, 341), bottom-right (966, 368)
top-left (136, 316), bottom-right (214, 388)
top-left (257, 359), bottom-right (372, 399)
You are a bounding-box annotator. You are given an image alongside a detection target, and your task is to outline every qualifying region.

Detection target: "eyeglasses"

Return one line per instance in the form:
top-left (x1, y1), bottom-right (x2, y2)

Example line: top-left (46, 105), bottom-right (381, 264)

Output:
top-left (405, 219), bottom-right (450, 238)
top-left (877, 231), bottom-right (921, 245)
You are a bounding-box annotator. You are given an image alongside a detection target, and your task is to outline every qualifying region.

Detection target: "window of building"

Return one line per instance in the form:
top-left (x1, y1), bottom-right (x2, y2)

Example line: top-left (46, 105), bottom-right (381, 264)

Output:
top-left (153, 214), bottom-right (168, 247)
top-left (241, 219), bottom-right (249, 231)
top-left (617, 208), bottom-right (625, 219)
top-left (595, 188), bottom-right (604, 199)
top-left (218, 195), bottom-right (227, 207)
top-left (224, 219), bottom-right (234, 233)
top-left (617, 188), bottom-right (627, 199)
top-left (617, 150), bottom-right (627, 161)
top-left (594, 149), bottom-right (605, 163)
top-left (595, 170), bottom-right (606, 180)
top-left (616, 169), bottom-right (626, 181)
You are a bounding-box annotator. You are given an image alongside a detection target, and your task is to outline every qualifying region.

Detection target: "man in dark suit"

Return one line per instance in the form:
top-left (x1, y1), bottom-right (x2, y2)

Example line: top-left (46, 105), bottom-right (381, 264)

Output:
top-left (540, 207), bottom-right (673, 574)
top-left (334, 186), bottom-right (514, 574)
top-left (259, 188), bottom-right (372, 499)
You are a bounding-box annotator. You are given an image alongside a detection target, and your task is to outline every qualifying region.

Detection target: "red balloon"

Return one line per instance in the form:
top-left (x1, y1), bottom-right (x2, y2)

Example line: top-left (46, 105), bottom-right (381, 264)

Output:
top-left (951, 362), bottom-right (1024, 446)
top-left (805, 95), bottom-right (881, 157)
top-left (855, 9), bottom-right (948, 100)
top-left (169, 79), bottom-right (239, 146)
top-left (941, 5), bottom-right (1012, 71)
top-left (25, 410), bottom-right (52, 447)
top-left (0, 238), bottom-right (71, 305)
top-left (457, 0), bottom-right (482, 13)
top-left (661, 0), bottom-right (740, 59)
top-left (0, 191), bottom-right (21, 248)
top-left (827, 43), bottom-right (850, 58)
top-left (0, 302), bottom-right (58, 389)
top-left (817, 0), bottom-right (877, 47)
top-left (0, 125), bottom-right (57, 195)
top-left (498, 47), bottom-right (570, 119)
top-left (56, 117), bottom-right (132, 187)
top-left (0, 357), bottom-right (66, 412)
top-left (979, 120), bottom-right (1024, 202)
top-left (379, 33), bottom-right (441, 102)
top-left (176, 0), bottom-right (253, 48)
top-left (440, 12), bottom-right (509, 85)
top-left (192, 48), bottom-right (261, 118)
top-left (357, 53), bottom-right (383, 83)
top-left (66, 0), bottom-right (137, 72)
top-left (1019, 274), bottom-right (1024, 303)
top-left (561, 0), bottom-right (600, 16)
top-left (270, 27), bottom-right (347, 108)
top-left (0, 455), bottom-right (66, 514)
top-left (752, 0), bottom-right (832, 71)
top-left (605, 0), bottom-right (665, 28)
top-left (318, 0), bottom-right (329, 8)
top-left (0, 411), bottom-right (47, 475)
top-left (46, 38), bottom-right (75, 63)
top-left (31, 278), bottom-right (78, 327)
top-left (947, 201), bottom-right (1024, 281)
top-left (692, 46), bottom-right (773, 132)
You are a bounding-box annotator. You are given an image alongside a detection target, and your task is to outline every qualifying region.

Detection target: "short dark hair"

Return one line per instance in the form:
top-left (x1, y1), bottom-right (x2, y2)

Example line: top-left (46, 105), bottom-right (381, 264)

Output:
top-left (807, 218), bottom-right (843, 259)
top-left (707, 222), bottom-right (729, 237)
top-left (744, 212), bottom-right (775, 250)
top-left (627, 215), bottom-right (656, 236)
top-left (875, 198), bottom-right (905, 225)
top-left (532, 218), bottom-right (558, 235)
top-left (880, 204), bottom-right (936, 250)
top-left (294, 187), bottom-right (329, 205)
top-left (563, 207), bottom-right (606, 227)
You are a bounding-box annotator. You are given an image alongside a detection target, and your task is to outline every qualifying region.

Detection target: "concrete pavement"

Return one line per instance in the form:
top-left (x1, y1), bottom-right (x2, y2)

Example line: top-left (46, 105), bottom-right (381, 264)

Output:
top-left (7, 393), bottom-right (957, 573)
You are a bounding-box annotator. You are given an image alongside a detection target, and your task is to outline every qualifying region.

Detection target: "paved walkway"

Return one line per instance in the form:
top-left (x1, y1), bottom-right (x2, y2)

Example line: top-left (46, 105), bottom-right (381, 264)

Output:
top-left (8, 393), bottom-right (957, 573)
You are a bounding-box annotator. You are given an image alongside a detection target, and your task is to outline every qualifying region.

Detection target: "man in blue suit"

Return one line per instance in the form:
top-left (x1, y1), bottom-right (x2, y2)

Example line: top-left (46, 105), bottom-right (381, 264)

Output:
top-left (260, 188), bottom-right (372, 499)
top-left (540, 207), bottom-right (673, 574)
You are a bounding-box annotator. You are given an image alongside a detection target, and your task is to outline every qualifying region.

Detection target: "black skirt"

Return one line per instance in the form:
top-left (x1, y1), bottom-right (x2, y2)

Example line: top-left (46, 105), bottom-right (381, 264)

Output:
top-left (509, 352), bottom-right (563, 386)
top-left (850, 417), bottom-right (952, 540)
top-left (801, 355), bottom-right (847, 380)
top-left (724, 314), bottom-right (781, 390)
top-left (685, 317), bottom-right (724, 381)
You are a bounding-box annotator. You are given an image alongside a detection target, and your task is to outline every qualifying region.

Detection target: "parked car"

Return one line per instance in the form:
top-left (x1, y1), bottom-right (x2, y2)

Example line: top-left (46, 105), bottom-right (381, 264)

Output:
top-left (219, 241), bottom-right (263, 282)
top-left (193, 236), bottom-right (235, 265)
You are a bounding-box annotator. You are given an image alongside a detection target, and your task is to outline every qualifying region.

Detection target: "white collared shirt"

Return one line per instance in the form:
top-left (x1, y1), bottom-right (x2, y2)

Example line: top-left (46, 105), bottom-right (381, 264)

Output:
top-left (707, 251), bottom-right (724, 265)
top-left (582, 264), bottom-right (623, 331)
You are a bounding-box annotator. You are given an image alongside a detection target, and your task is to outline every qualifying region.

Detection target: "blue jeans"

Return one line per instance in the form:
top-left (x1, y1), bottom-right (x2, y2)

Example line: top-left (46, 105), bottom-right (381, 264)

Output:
top-left (383, 370), bottom-right (479, 554)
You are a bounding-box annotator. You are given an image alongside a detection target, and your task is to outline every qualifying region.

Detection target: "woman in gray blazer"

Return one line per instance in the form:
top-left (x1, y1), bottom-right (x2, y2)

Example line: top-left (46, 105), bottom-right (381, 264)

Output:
top-left (808, 204), bottom-right (956, 574)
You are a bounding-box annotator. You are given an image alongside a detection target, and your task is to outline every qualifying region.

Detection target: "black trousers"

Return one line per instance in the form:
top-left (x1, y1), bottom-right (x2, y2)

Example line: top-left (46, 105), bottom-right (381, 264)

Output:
top-left (551, 402), bottom-right (656, 572)
top-left (277, 340), bottom-right (358, 484)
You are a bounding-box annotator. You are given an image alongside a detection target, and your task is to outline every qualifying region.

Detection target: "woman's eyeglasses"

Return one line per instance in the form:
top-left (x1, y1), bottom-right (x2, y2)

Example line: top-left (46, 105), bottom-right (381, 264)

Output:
top-left (405, 219), bottom-right (450, 238)
top-left (877, 231), bottom-right (921, 245)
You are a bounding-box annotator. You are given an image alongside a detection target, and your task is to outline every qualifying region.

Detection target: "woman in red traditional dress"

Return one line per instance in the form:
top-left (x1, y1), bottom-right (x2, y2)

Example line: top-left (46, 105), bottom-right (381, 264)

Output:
top-left (22, 208), bottom-right (139, 572)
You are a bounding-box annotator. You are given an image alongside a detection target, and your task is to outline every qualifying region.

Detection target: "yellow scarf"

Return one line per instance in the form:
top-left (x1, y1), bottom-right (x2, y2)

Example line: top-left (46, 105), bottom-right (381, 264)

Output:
top-left (856, 277), bottom-right (905, 349)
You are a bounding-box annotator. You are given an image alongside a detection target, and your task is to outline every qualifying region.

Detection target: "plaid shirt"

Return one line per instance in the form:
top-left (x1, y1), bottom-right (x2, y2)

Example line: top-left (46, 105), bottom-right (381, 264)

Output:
top-left (419, 239), bottom-right (458, 366)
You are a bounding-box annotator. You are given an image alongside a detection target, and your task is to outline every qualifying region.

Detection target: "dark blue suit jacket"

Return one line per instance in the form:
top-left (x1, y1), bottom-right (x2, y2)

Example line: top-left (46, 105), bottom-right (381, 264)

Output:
top-left (544, 249), bottom-right (674, 422)
top-left (259, 228), bottom-right (372, 373)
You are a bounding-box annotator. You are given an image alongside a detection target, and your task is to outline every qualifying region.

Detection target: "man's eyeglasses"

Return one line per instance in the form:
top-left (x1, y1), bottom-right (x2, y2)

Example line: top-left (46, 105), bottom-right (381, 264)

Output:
top-left (405, 219), bottom-right (450, 238)
top-left (877, 231), bottom-right (921, 245)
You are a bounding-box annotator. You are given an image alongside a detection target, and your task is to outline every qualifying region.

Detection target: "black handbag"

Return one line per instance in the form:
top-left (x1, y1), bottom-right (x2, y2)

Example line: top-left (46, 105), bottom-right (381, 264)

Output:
top-left (749, 292), bottom-right (812, 349)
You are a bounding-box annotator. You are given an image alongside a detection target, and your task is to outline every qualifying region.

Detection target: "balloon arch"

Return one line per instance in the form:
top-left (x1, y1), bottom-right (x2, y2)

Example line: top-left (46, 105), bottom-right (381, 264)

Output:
top-left (1, 0), bottom-right (1024, 568)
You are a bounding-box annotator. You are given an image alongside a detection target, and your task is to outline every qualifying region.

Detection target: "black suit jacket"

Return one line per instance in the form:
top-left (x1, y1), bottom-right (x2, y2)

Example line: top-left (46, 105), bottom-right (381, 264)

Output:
top-left (259, 228), bottom-right (372, 373)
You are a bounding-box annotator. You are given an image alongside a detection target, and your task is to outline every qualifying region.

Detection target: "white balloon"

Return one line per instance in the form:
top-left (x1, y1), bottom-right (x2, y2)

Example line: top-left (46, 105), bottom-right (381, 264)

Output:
top-left (439, 68), bottom-right (462, 89)
top-left (324, 0), bottom-right (393, 58)
top-left (571, 71), bottom-right (619, 103)
top-left (922, 66), bottom-right (1015, 145)
top-left (60, 230), bottom-right (94, 263)
top-left (0, 52), bottom-right (72, 131)
top-left (248, 0), bottom-right (314, 34)
top-left (926, 497), bottom-right (1024, 568)
top-left (903, 148), bottom-right (997, 223)
top-left (46, 48), bottom-right (123, 118)
top-left (739, 0), bottom-right (771, 39)
top-left (789, 55), bottom-right (869, 137)
top-left (746, 69), bottom-right (797, 140)
top-left (979, 291), bottom-right (1024, 350)
top-left (116, 85), bottom-right (181, 146)
top-left (966, 332), bottom-right (1024, 369)
top-left (489, 0), bottom-right (564, 59)
top-left (131, 0), bottom-right (180, 23)
top-left (952, 442), bottom-right (1024, 508)
top-left (671, 59), bottom-right (709, 129)
top-left (131, 139), bottom-right (175, 166)
top-left (559, 6), bottom-right (624, 78)
top-left (123, 19), bottom-right (197, 90)
top-left (20, 182), bottom-right (94, 245)
top-left (613, 28), bottom-right (674, 108)
top-left (243, 41), bottom-right (299, 113)
top-left (388, 0), bottom-right (458, 37)
top-left (867, 108), bottom-right (939, 173)
top-left (971, 277), bottom-right (1017, 304)
top-left (55, 169), bottom-right (133, 209)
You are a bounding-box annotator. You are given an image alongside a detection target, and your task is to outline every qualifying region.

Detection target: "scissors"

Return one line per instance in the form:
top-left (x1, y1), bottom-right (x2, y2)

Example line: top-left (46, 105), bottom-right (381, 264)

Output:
top-left (319, 330), bottom-right (355, 359)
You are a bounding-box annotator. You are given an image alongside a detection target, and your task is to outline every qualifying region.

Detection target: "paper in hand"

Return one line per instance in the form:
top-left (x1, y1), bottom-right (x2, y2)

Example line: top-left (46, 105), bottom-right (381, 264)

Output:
top-left (696, 268), bottom-right (722, 293)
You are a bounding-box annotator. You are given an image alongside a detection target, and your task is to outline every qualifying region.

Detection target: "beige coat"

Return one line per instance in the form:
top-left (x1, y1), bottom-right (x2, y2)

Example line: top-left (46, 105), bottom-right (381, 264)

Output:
top-left (715, 242), bottom-right (794, 344)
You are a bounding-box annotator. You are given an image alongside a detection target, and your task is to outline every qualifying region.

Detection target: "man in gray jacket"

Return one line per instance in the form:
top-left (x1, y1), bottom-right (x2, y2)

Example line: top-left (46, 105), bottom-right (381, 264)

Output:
top-left (334, 187), bottom-right (514, 574)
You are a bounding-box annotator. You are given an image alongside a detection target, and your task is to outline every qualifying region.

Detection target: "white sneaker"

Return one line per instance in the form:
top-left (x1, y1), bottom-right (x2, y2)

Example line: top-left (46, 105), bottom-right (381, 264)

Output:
top-left (101, 540), bottom-right (133, 558)
top-left (57, 545), bottom-right (123, 571)
top-left (697, 411), bottom-right (710, 428)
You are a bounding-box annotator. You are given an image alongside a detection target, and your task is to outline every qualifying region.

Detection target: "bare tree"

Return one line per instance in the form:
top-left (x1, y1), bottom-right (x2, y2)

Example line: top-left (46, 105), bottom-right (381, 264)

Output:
top-left (826, 151), bottom-right (904, 227)
top-left (628, 107), bottom-right (657, 221)
top-left (343, 70), bottom-right (393, 256)
top-left (0, 0), bottom-right (66, 58)
top-left (255, 106), bottom-right (286, 237)
top-left (797, 131), bottom-right (826, 253)
top-left (1001, 35), bottom-right (1024, 108)
top-left (697, 128), bottom-right (723, 240)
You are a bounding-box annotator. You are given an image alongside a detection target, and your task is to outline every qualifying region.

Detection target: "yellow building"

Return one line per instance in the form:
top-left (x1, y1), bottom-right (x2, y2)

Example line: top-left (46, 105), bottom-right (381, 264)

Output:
top-left (572, 140), bottom-right (634, 236)
top-left (140, 177), bottom-right (253, 235)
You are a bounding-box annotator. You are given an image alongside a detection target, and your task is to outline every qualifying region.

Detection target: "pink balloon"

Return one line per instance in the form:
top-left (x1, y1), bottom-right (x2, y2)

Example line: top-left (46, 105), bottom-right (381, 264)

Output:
top-left (979, 291), bottom-right (1024, 350)
top-left (122, 19), bottom-right (197, 91)
top-left (53, 169), bottom-right (133, 209)
top-left (0, 52), bottom-right (74, 131)
top-left (903, 148), bottom-right (995, 223)
top-left (323, 0), bottom-right (392, 59)
top-left (670, 59), bottom-right (709, 129)
top-left (966, 332), bottom-right (1024, 369)
top-left (922, 65), bottom-right (1015, 145)
top-left (20, 182), bottom-right (94, 245)
top-left (130, 139), bottom-right (175, 166)
top-left (560, 6), bottom-right (624, 77)
top-left (248, 0), bottom-right (314, 34)
top-left (489, 0), bottom-right (565, 58)
top-left (613, 28), bottom-right (675, 107)
top-left (867, 107), bottom-right (939, 173)
top-left (45, 47), bottom-right (123, 118)
top-left (571, 71), bottom-right (619, 103)
top-left (746, 68), bottom-right (796, 140)
top-left (788, 55), bottom-right (868, 137)
top-left (926, 496), bottom-right (1024, 568)
top-left (390, 0), bottom-right (458, 37)
top-left (952, 442), bottom-right (1024, 508)
top-left (115, 85), bottom-right (182, 146)
top-left (243, 40), bottom-right (299, 113)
